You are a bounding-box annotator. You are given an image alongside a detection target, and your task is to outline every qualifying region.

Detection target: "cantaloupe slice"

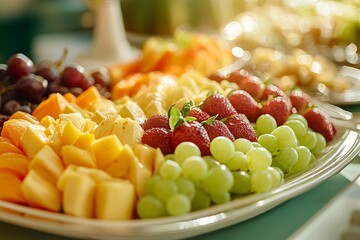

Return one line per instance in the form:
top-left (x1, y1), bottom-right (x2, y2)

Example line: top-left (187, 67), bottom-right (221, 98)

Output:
top-left (9, 111), bottom-right (39, 124)
top-left (0, 172), bottom-right (27, 204)
top-left (75, 86), bottom-right (102, 109)
top-left (32, 93), bottom-right (69, 121)
top-left (0, 137), bottom-right (24, 155)
top-left (0, 152), bottom-right (30, 179)
top-left (1, 119), bottom-right (33, 149)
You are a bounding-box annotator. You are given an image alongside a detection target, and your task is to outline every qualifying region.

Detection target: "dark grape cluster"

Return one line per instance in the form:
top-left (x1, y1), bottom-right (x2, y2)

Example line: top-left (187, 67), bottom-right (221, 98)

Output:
top-left (0, 53), bottom-right (112, 121)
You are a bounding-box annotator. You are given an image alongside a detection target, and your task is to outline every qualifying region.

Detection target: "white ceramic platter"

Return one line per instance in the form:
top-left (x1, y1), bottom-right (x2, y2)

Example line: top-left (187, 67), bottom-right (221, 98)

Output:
top-left (0, 114), bottom-right (360, 240)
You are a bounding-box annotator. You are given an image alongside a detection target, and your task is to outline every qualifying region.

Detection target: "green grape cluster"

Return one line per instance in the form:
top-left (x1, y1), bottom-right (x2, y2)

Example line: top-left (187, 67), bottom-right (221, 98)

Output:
top-left (255, 113), bottom-right (326, 175)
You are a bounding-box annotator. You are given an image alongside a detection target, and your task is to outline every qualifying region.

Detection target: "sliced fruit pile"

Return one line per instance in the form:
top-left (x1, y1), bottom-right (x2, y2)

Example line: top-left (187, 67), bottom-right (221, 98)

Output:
top-left (0, 59), bottom-right (337, 220)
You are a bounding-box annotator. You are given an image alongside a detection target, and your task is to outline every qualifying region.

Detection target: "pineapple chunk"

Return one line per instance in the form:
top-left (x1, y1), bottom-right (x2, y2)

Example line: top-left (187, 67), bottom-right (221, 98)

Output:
top-left (59, 113), bottom-right (86, 131)
top-left (111, 117), bottom-right (144, 148)
top-left (154, 148), bottom-right (165, 173)
top-left (128, 158), bottom-right (151, 198)
top-left (45, 124), bottom-right (62, 156)
top-left (21, 170), bottom-right (61, 212)
top-left (118, 101), bottom-right (146, 124)
top-left (29, 145), bottom-right (65, 185)
top-left (40, 115), bottom-right (56, 128)
top-left (133, 144), bottom-right (156, 173)
top-left (21, 125), bottom-right (48, 159)
top-left (92, 134), bottom-right (123, 170)
top-left (94, 114), bottom-right (122, 139)
top-left (62, 145), bottom-right (96, 168)
top-left (62, 171), bottom-right (96, 218)
top-left (60, 121), bottom-right (82, 146)
top-left (105, 145), bottom-right (135, 178)
top-left (96, 179), bottom-right (136, 220)
top-left (74, 133), bottom-right (95, 152)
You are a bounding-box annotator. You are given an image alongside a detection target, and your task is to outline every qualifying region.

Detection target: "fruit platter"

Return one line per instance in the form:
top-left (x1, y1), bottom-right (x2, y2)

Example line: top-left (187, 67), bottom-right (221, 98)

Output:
top-left (0, 31), bottom-right (360, 240)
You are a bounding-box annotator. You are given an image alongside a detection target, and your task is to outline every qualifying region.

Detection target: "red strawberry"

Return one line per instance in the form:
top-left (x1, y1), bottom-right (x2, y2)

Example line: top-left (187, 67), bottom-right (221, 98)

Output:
top-left (228, 90), bottom-right (260, 122)
top-left (207, 72), bottom-right (227, 83)
top-left (201, 93), bottom-right (237, 120)
top-left (225, 113), bottom-right (257, 142)
top-left (188, 107), bottom-right (211, 122)
top-left (204, 119), bottom-right (235, 141)
top-left (260, 84), bottom-right (287, 101)
top-left (141, 114), bottom-right (170, 131)
top-left (303, 107), bottom-right (336, 142)
top-left (290, 89), bottom-right (311, 113)
top-left (227, 70), bottom-right (265, 100)
top-left (262, 96), bottom-right (292, 126)
top-left (141, 128), bottom-right (173, 155)
top-left (171, 121), bottom-right (211, 156)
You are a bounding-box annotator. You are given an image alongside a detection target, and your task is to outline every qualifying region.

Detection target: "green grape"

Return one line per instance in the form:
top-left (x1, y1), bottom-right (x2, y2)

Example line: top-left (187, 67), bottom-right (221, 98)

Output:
top-left (256, 114), bottom-right (277, 134)
top-left (311, 132), bottom-right (326, 155)
top-left (258, 134), bottom-right (280, 153)
top-left (251, 169), bottom-right (273, 193)
top-left (231, 171), bottom-right (252, 194)
top-left (271, 125), bottom-right (298, 148)
top-left (246, 147), bottom-right (272, 173)
top-left (271, 166), bottom-right (285, 181)
top-left (202, 165), bottom-right (234, 195)
top-left (153, 179), bottom-right (178, 202)
top-left (137, 195), bottom-right (167, 219)
top-left (290, 146), bottom-right (312, 173)
top-left (287, 114), bottom-right (308, 129)
top-left (233, 138), bottom-right (253, 153)
top-left (252, 142), bottom-right (262, 148)
top-left (226, 151), bottom-right (248, 171)
top-left (166, 194), bottom-right (191, 216)
top-left (211, 192), bottom-right (231, 204)
top-left (176, 177), bottom-right (196, 200)
top-left (174, 142), bottom-right (201, 165)
top-left (143, 175), bottom-right (161, 196)
top-left (266, 167), bottom-right (282, 189)
top-left (160, 160), bottom-right (182, 180)
top-left (182, 156), bottom-right (208, 182)
top-left (285, 119), bottom-right (307, 138)
top-left (192, 189), bottom-right (211, 211)
top-left (164, 154), bottom-right (175, 160)
top-left (299, 129), bottom-right (317, 150)
top-left (210, 136), bottom-right (235, 164)
top-left (203, 156), bottom-right (221, 168)
top-left (272, 147), bottom-right (298, 173)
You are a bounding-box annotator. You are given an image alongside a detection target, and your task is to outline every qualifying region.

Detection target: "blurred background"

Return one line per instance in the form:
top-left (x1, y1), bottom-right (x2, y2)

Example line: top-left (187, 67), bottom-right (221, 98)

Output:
top-left (0, 0), bottom-right (359, 66)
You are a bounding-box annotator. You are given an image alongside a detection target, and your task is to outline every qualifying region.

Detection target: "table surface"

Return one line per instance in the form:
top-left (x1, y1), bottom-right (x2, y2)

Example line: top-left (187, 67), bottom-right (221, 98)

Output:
top-left (1, 33), bottom-right (360, 240)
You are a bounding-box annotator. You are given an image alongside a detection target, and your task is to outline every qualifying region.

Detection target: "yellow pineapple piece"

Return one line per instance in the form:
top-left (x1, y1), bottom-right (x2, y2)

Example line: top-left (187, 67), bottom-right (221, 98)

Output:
top-left (62, 171), bottom-right (96, 218)
top-left (94, 114), bottom-right (122, 139)
top-left (96, 179), bottom-right (136, 220)
top-left (128, 157), bottom-right (151, 197)
top-left (118, 101), bottom-right (146, 124)
top-left (74, 133), bottom-right (95, 152)
top-left (29, 145), bottom-right (65, 185)
top-left (59, 113), bottom-right (86, 131)
top-left (21, 125), bottom-right (48, 159)
top-left (105, 144), bottom-right (135, 178)
top-left (92, 134), bottom-right (123, 170)
top-left (45, 124), bottom-right (62, 156)
top-left (154, 148), bottom-right (165, 173)
top-left (60, 120), bottom-right (82, 146)
top-left (62, 145), bottom-right (96, 168)
top-left (83, 119), bottom-right (98, 133)
top-left (40, 115), bottom-right (56, 128)
top-left (133, 144), bottom-right (156, 173)
top-left (76, 166), bottom-right (112, 182)
top-left (111, 117), bottom-right (144, 148)
top-left (21, 170), bottom-right (61, 212)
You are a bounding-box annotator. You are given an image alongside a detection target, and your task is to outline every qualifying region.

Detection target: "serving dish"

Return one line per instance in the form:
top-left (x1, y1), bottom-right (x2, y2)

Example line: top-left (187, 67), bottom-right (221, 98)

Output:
top-left (0, 112), bottom-right (359, 240)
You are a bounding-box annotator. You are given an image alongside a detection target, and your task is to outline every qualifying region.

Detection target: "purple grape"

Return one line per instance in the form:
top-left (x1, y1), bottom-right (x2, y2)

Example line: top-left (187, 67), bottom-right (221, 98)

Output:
top-left (61, 64), bottom-right (86, 89)
top-left (91, 68), bottom-right (110, 88)
top-left (17, 74), bottom-right (48, 103)
top-left (3, 100), bottom-right (21, 115)
top-left (7, 53), bottom-right (34, 79)
top-left (69, 87), bottom-right (83, 96)
top-left (47, 83), bottom-right (69, 95)
top-left (34, 61), bottom-right (59, 83)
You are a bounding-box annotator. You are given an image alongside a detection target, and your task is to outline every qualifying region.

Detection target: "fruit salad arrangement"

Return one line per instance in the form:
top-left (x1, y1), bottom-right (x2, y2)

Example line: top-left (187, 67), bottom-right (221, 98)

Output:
top-left (0, 32), bottom-right (337, 221)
